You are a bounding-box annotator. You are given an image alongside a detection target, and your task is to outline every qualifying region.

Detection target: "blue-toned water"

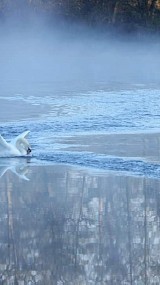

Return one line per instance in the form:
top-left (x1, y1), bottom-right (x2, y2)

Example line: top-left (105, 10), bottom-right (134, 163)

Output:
top-left (2, 23), bottom-right (160, 285)
top-left (2, 86), bottom-right (160, 131)
top-left (1, 84), bottom-right (160, 178)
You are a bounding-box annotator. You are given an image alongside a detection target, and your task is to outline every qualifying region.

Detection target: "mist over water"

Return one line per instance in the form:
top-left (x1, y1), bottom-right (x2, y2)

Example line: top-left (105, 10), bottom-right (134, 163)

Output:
top-left (0, 12), bottom-right (160, 90)
top-left (1, 12), bottom-right (160, 178)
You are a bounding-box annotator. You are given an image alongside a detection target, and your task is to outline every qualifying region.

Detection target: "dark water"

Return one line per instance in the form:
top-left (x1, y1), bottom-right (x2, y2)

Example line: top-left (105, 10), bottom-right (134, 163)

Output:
top-left (1, 83), bottom-right (160, 284)
top-left (0, 165), bottom-right (160, 284)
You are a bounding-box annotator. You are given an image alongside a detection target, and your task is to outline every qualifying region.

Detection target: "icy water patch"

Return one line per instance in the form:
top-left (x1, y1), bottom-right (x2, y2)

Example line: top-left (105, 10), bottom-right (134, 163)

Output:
top-left (2, 86), bottom-right (160, 131)
top-left (1, 86), bottom-right (160, 179)
top-left (0, 97), bottom-right (50, 122)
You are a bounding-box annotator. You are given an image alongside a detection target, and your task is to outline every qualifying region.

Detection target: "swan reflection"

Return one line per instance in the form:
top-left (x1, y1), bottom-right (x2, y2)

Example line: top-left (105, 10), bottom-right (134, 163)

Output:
top-left (0, 159), bottom-right (30, 180)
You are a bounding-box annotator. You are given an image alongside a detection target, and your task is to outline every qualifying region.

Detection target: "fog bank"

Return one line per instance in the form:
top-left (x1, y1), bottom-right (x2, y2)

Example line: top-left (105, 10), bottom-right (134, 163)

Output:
top-left (0, 16), bottom-right (160, 91)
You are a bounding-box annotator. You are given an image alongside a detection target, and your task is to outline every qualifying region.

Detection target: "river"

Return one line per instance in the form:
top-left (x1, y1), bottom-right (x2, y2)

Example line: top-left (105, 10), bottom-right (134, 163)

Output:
top-left (0, 81), bottom-right (160, 284)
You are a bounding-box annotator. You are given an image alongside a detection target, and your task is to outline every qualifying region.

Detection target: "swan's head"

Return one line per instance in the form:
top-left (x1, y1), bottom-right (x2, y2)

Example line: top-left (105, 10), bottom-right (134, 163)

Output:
top-left (27, 147), bottom-right (31, 155)
top-left (16, 137), bottom-right (32, 155)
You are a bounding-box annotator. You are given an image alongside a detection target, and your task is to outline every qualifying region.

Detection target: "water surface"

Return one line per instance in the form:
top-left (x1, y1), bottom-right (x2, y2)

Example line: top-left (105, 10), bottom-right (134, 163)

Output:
top-left (0, 164), bottom-right (160, 284)
top-left (1, 83), bottom-right (160, 178)
top-left (0, 83), bottom-right (160, 284)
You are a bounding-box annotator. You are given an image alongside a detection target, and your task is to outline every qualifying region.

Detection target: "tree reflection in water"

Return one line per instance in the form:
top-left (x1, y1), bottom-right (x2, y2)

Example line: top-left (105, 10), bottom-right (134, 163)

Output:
top-left (0, 165), bottom-right (160, 284)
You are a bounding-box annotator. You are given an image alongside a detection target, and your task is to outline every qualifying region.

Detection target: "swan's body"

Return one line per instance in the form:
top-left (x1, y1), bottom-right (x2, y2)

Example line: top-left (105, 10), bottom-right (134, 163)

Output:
top-left (0, 131), bottom-right (31, 157)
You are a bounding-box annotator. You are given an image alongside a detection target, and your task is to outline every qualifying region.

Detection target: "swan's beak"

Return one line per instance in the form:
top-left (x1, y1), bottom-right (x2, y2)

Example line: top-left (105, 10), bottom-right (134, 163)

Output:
top-left (27, 147), bottom-right (31, 155)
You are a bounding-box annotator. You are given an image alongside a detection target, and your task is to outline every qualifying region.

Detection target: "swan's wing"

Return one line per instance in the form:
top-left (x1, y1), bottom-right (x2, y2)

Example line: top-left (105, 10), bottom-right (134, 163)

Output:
top-left (19, 130), bottom-right (30, 139)
top-left (0, 135), bottom-right (10, 151)
top-left (11, 131), bottom-right (30, 145)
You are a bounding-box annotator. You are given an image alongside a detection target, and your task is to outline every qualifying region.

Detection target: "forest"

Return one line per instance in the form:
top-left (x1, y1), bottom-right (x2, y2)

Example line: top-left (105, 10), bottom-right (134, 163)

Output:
top-left (0, 0), bottom-right (160, 32)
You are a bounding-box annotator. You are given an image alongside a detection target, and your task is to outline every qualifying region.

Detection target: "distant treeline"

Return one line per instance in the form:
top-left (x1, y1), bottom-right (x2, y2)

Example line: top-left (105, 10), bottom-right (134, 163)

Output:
top-left (1, 0), bottom-right (160, 32)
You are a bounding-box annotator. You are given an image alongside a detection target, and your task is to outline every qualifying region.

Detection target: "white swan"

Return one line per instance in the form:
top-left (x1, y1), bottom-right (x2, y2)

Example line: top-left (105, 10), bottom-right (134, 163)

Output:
top-left (0, 131), bottom-right (31, 157)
